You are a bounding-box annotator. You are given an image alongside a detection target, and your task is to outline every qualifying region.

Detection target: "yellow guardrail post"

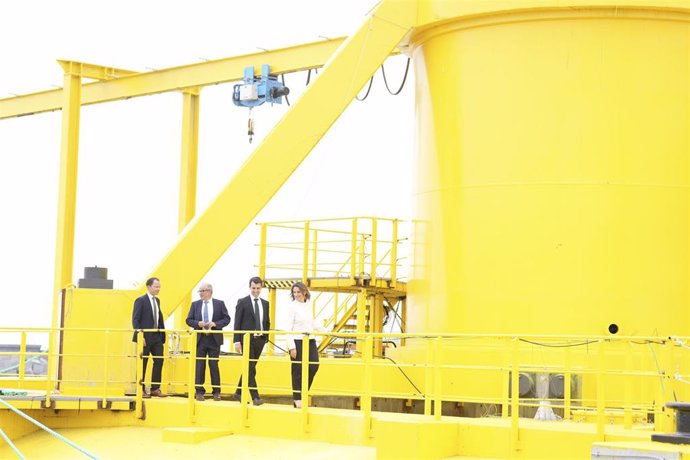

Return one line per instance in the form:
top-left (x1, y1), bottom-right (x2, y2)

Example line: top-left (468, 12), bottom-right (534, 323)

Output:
top-left (45, 329), bottom-right (55, 408)
top-left (333, 291), bottom-right (340, 326)
top-left (362, 334), bottom-right (373, 436)
top-left (434, 336), bottom-right (442, 421)
top-left (358, 233), bottom-right (365, 278)
top-left (596, 340), bottom-right (606, 441)
top-left (268, 289), bottom-right (277, 355)
top-left (501, 349), bottom-right (510, 419)
top-left (242, 332), bottom-right (251, 427)
top-left (311, 228), bottom-right (318, 279)
top-left (391, 219), bottom-right (398, 288)
top-left (259, 223), bottom-right (267, 281)
top-left (303, 221), bottom-right (310, 283)
top-left (301, 333), bottom-right (311, 433)
top-left (356, 289), bottom-right (367, 334)
top-left (510, 337), bottom-right (519, 452)
top-left (188, 330), bottom-right (197, 422)
top-left (18, 331), bottom-right (26, 387)
top-left (400, 298), bottom-right (407, 346)
top-left (653, 339), bottom-right (673, 433)
top-left (162, 331), bottom-right (171, 395)
top-left (424, 338), bottom-right (432, 416)
top-left (136, 332), bottom-right (144, 419)
top-left (371, 219), bottom-right (378, 284)
top-left (350, 218), bottom-right (358, 284)
top-left (624, 340), bottom-right (633, 429)
top-left (102, 330), bottom-right (109, 407)
top-left (564, 346), bottom-right (572, 420)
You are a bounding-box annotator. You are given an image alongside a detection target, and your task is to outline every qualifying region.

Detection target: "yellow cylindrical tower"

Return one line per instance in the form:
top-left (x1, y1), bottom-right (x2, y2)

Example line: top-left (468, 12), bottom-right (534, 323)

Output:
top-left (408, 4), bottom-right (690, 336)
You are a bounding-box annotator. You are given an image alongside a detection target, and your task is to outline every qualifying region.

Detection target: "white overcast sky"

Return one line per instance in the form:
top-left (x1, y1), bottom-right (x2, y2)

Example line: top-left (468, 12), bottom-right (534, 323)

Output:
top-left (0, 0), bottom-right (415, 336)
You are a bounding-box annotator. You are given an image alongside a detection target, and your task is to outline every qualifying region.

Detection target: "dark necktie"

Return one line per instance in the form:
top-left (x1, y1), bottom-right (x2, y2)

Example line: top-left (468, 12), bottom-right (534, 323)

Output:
top-left (203, 300), bottom-right (209, 323)
top-left (152, 297), bottom-right (158, 329)
top-left (253, 298), bottom-right (261, 331)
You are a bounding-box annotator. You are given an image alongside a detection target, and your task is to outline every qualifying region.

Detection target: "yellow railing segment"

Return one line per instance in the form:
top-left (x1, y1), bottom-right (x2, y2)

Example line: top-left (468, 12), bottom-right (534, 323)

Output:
top-left (3, 326), bottom-right (690, 450)
top-left (258, 217), bottom-right (407, 284)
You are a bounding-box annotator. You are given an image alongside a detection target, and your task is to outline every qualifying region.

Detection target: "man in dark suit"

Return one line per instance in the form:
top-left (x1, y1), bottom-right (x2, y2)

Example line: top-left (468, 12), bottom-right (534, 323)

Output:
top-left (131, 277), bottom-right (166, 398)
top-left (186, 282), bottom-right (231, 401)
top-left (232, 276), bottom-right (270, 406)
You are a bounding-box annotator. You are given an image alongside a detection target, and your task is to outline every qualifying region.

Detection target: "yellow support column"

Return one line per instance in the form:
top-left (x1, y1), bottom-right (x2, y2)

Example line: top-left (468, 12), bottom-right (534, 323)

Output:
top-left (175, 88), bottom-right (200, 333)
top-left (51, 63), bottom-right (82, 385)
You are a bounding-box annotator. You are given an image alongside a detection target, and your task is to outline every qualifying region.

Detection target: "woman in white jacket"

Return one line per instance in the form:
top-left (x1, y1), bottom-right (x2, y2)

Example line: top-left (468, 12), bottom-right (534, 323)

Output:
top-left (286, 282), bottom-right (324, 408)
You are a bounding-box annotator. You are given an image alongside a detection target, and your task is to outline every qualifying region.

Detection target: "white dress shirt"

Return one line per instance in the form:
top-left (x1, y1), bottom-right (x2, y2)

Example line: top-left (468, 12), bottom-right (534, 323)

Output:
top-left (286, 300), bottom-right (325, 350)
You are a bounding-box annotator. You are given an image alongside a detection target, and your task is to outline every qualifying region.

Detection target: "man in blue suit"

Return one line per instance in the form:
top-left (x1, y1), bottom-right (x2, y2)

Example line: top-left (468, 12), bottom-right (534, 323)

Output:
top-left (186, 282), bottom-right (231, 401)
top-left (131, 277), bottom-right (166, 398)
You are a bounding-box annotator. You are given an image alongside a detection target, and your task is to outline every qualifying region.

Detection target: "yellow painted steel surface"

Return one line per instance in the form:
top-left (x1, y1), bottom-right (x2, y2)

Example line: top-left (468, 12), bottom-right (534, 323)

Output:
top-left (408, 4), bottom-right (690, 336)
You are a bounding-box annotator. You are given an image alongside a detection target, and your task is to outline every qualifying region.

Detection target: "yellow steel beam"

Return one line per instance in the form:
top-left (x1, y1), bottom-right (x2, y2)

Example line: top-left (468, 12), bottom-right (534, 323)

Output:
top-left (57, 60), bottom-right (138, 81)
top-left (0, 39), bottom-right (346, 119)
top-left (148, 0), bottom-right (417, 309)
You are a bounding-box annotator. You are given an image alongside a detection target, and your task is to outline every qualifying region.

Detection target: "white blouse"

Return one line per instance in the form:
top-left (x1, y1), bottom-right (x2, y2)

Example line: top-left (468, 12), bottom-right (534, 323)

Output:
top-left (285, 300), bottom-right (325, 350)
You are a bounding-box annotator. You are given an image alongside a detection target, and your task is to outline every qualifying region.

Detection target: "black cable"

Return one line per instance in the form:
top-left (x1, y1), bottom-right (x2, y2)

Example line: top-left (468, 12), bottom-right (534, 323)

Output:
top-left (381, 57), bottom-right (411, 96)
top-left (356, 76), bottom-right (374, 101)
top-left (373, 353), bottom-right (424, 397)
top-left (519, 338), bottom-right (599, 348)
top-left (305, 68), bottom-right (319, 86)
top-left (391, 305), bottom-right (407, 330)
top-left (280, 74), bottom-right (290, 106)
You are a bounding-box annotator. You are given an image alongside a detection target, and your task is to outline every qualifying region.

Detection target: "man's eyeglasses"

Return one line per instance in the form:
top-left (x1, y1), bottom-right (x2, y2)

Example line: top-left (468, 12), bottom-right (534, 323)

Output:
top-left (198, 289), bottom-right (210, 293)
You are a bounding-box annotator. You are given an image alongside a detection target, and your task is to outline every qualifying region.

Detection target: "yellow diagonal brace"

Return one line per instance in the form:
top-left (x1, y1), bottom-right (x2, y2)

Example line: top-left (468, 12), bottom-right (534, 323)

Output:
top-left (151, 0), bottom-right (417, 309)
top-left (57, 60), bottom-right (138, 80)
top-left (0, 38), bottom-right (346, 119)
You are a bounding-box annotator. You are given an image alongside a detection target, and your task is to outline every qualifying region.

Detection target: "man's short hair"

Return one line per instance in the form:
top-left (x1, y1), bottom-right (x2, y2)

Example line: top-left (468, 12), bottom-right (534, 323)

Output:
top-left (249, 276), bottom-right (263, 286)
top-left (146, 277), bottom-right (159, 287)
